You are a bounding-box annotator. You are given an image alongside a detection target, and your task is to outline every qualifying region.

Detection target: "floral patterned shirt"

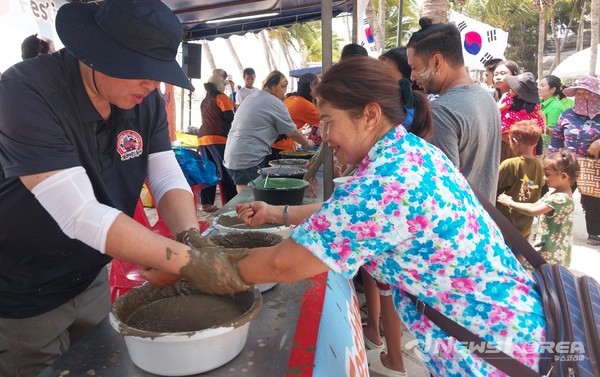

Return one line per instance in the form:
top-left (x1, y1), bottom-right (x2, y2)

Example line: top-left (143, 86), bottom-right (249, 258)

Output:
top-left (549, 109), bottom-right (600, 157)
top-left (500, 95), bottom-right (545, 134)
top-left (533, 192), bottom-right (574, 266)
top-left (291, 126), bottom-right (546, 376)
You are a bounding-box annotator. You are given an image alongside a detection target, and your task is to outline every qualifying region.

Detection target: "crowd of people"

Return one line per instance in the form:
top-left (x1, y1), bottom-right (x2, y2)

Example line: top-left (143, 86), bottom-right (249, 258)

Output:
top-left (1, 1), bottom-right (599, 376)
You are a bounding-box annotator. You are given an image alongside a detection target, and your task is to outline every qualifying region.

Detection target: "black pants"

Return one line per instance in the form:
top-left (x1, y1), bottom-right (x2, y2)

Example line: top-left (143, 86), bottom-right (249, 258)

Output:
top-left (581, 193), bottom-right (600, 236)
top-left (197, 144), bottom-right (237, 205)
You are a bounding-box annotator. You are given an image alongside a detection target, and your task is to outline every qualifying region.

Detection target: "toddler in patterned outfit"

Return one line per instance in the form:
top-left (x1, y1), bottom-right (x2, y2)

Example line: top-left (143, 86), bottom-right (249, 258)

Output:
top-left (498, 151), bottom-right (580, 265)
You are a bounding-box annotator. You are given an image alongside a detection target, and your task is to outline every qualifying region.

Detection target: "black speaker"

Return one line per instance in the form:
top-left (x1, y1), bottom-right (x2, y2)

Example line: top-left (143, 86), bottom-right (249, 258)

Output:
top-left (182, 42), bottom-right (202, 79)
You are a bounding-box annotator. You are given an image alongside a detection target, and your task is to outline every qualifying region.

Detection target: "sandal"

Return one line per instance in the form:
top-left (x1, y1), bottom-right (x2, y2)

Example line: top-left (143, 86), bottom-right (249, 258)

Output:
top-left (587, 235), bottom-right (600, 246)
top-left (200, 204), bottom-right (218, 213)
top-left (367, 349), bottom-right (407, 377)
top-left (363, 329), bottom-right (385, 350)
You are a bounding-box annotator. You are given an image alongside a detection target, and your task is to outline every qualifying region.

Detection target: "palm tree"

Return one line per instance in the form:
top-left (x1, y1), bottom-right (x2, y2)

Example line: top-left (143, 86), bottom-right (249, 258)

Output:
top-left (535, 0), bottom-right (553, 77)
top-left (590, 0), bottom-right (599, 75)
top-left (225, 39), bottom-right (244, 77)
top-left (421, 0), bottom-right (448, 23)
top-left (201, 41), bottom-right (217, 72)
top-left (258, 30), bottom-right (277, 72)
top-left (576, 0), bottom-right (588, 51)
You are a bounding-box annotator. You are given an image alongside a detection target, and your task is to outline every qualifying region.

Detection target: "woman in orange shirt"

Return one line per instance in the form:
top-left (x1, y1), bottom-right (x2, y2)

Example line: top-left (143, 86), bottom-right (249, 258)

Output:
top-left (271, 73), bottom-right (320, 159)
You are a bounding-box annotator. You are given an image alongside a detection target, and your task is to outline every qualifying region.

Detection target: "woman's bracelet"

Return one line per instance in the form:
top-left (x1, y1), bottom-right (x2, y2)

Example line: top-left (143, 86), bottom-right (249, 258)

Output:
top-left (283, 205), bottom-right (289, 227)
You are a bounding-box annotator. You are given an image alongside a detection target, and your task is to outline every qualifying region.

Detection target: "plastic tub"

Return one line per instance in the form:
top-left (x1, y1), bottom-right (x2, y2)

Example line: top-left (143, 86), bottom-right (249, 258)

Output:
top-left (208, 230), bottom-right (285, 292)
top-left (268, 158), bottom-right (308, 167)
top-left (258, 166), bottom-right (307, 180)
top-left (110, 282), bottom-right (262, 376)
top-left (251, 178), bottom-right (308, 205)
top-left (278, 150), bottom-right (316, 160)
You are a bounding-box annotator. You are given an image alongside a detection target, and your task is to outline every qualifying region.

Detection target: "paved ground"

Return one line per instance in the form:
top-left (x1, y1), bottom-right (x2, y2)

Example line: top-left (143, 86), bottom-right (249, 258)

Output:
top-left (146, 188), bottom-right (598, 377)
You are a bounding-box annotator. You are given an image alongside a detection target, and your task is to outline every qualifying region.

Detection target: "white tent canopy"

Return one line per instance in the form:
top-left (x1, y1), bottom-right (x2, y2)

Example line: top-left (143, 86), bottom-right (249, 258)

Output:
top-left (552, 44), bottom-right (599, 79)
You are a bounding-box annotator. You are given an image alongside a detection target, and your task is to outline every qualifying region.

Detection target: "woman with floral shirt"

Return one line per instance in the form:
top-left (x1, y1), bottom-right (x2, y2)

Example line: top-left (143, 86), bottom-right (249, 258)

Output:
top-left (169, 57), bottom-right (548, 376)
top-left (550, 75), bottom-right (600, 245)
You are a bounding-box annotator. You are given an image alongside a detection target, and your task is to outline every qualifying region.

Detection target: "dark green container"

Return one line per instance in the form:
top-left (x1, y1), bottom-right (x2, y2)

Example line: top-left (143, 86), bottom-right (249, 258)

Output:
top-left (251, 178), bottom-right (309, 205)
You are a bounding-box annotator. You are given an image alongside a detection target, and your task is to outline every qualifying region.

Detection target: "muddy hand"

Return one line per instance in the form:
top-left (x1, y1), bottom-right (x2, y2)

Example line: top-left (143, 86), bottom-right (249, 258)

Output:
top-left (180, 246), bottom-right (250, 295)
top-left (236, 202), bottom-right (269, 227)
top-left (140, 267), bottom-right (181, 287)
top-left (176, 228), bottom-right (215, 248)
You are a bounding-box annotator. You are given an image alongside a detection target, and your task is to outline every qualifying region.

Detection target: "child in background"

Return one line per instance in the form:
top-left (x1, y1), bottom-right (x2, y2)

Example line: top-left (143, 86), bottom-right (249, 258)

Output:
top-left (496, 120), bottom-right (545, 245)
top-left (498, 72), bottom-right (546, 161)
top-left (498, 151), bottom-right (579, 266)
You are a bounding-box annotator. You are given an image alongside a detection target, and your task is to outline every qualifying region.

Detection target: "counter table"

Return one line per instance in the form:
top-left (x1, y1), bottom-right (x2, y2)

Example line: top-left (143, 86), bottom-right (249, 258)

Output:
top-left (39, 177), bottom-right (368, 377)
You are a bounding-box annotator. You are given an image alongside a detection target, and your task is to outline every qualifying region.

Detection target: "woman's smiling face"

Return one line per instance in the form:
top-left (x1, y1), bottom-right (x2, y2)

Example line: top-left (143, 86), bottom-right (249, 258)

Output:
top-left (318, 101), bottom-right (372, 165)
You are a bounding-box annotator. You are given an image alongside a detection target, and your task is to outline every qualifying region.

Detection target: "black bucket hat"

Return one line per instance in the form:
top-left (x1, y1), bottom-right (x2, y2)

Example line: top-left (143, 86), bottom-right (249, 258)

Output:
top-left (56, 0), bottom-right (194, 91)
top-left (506, 72), bottom-right (539, 104)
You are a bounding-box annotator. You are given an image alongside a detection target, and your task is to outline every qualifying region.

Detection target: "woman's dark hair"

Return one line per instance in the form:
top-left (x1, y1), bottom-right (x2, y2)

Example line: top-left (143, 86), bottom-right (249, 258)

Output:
top-left (406, 17), bottom-right (464, 67)
top-left (315, 56), bottom-right (432, 135)
top-left (380, 47), bottom-right (411, 81)
top-left (262, 70), bottom-right (286, 90)
top-left (510, 97), bottom-right (537, 113)
top-left (499, 60), bottom-right (520, 76)
top-left (379, 47), bottom-right (432, 139)
top-left (290, 73), bottom-right (318, 102)
top-left (544, 151), bottom-right (580, 184)
top-left (544, 75), bottom-right (566, 100)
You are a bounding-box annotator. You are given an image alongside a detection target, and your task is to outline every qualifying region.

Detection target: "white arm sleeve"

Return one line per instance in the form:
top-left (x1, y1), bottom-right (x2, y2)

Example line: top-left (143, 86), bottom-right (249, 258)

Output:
top-left (147, 150), bottom-right (192, 206)
top-left (30, 167), bottom-right (121, 254)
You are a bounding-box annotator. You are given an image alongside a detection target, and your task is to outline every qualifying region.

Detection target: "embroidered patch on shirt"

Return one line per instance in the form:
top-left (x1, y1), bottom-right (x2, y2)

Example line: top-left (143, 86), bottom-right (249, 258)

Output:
top-left (116, 130), bottom-right (143, 161)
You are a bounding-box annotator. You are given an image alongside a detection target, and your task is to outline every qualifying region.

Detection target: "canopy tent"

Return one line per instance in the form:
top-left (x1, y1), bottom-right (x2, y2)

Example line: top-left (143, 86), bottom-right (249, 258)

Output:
top-left (552, 44), bottom-right (600, 80)
top-left (163, 0), bottom-right (353, 41)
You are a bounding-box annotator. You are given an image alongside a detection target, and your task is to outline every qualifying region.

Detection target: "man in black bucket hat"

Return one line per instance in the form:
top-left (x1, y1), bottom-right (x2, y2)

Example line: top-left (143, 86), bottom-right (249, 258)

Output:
top-left (0, 1), bottom-right (208, 375)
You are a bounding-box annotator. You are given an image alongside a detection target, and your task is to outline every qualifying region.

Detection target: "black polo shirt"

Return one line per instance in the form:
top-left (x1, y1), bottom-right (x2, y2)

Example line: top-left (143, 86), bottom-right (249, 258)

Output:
top-left (0, 50), bottom-right (172, 318)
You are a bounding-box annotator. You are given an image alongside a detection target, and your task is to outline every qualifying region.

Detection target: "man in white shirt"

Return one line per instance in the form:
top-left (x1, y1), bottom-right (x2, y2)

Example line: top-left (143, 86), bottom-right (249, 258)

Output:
top-left (235, 67), bottom-right (260, 108)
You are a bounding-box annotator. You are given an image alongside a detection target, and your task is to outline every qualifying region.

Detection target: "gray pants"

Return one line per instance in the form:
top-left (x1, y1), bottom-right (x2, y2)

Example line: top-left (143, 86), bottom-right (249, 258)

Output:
top-left (0, 267), bottom-right (110, 377)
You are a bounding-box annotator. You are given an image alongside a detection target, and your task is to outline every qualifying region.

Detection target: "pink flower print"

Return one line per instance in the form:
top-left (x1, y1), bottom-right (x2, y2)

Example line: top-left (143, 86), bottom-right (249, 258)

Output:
top-left (350, 221), bottom-right (382, 241)
top-left (406, 151), bottom-right (424, 166)
top-left (436, 291), bottom-right (452, 303)
top-left (331, 240), bottom-right (352, 260)
top-left (310, 214), bottom-right (331, 232)
top-left (383, 182), bottom-right (406, 204)
top-left (451, 278), bottom-right (476, 293)
top-left (414, 317), bottom-right (433, 332)
top-left (467, 212), bottom-right (480, 233)
top-left (516, 283), bottom-right (530, 295)
top-left (406, 269), bottom-right (420, 281)
top-left (407, 215), bottom-right (429, 234)
top-left (489, 306), bottom-right (514, 325)
top-left (430, 248), bottom-right (456, 265)
top-left (513, 343), bottom-right (538, 367)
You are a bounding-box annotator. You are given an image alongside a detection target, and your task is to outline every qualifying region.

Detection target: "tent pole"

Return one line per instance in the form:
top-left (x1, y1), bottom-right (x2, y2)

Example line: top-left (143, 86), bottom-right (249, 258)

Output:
top-left (397, 0), bottom-right (404, 46)
top-left (322, 0), bottom-right (334, 199)
top-left (352, 0), bottom-right (358, 43)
